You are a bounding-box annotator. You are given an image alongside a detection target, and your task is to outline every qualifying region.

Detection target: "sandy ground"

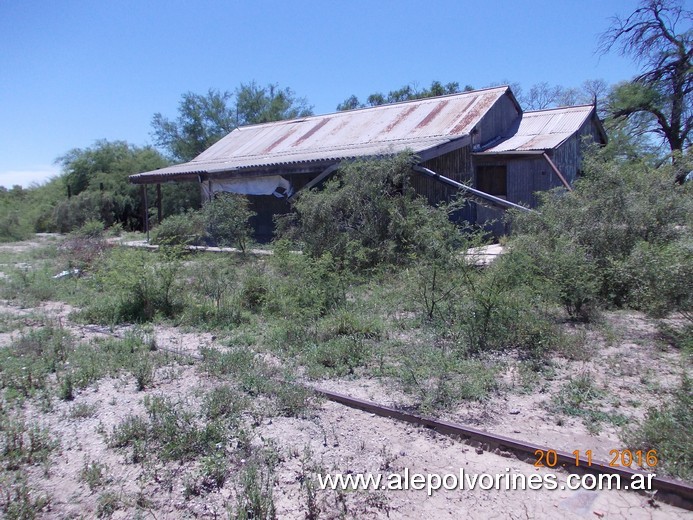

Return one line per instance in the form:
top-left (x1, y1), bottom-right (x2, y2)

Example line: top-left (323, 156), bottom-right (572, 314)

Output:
top-left (3, 297), bottom-right (687, 519)
top-left (0, 234), bottom-right (690, 519)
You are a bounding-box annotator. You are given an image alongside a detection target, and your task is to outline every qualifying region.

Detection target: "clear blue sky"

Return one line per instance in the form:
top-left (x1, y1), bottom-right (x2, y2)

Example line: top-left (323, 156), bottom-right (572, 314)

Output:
top-left (0, 0), bottom-right (646, 188)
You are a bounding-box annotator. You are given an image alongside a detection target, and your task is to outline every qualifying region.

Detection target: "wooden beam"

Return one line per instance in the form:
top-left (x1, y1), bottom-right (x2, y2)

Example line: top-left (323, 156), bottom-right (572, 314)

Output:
top-left (413, 165), bottom-right (533, 213)
top-left (287, 163), bottom-right (340, 201)
top-left (542, 153), bottom-right (572, 191)
top-left (156, 183), bottom-right (162, 224)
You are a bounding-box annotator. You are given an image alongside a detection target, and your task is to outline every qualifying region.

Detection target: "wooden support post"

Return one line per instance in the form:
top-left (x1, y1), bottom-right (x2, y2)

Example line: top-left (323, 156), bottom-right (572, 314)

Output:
top-left (542, 153), bottom-right (572, 191)
top-left (142, 185), bottom-right (150, 242)
top-left (156, 183), bottom-right (162, 224)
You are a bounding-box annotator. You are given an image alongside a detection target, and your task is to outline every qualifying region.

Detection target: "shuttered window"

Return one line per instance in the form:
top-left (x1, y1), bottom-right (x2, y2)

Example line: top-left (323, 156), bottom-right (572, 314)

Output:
top-left (476, 165), bottom-right (507, 197)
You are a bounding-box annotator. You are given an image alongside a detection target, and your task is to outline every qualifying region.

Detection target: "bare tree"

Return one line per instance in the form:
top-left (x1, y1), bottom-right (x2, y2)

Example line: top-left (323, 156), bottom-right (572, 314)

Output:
top-left (600, 0), bottom-right (692, 181)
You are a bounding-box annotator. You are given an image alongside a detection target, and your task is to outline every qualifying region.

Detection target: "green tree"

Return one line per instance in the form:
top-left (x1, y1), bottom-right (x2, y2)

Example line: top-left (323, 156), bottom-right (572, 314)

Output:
top-left (600, 0), bottom-right (692, 181)
top-left (336, 80), bottom-right (470, 111)
top-left (53, 140), bottom-right (183, 232)
top-left (235, 81), bottom-right (313, 125)
top-left (151, 89), bottom-right (237, 162)
top-left (152, 84), bottom-right (313, 162)
top-left (509, 151), bottom-right (692, 315)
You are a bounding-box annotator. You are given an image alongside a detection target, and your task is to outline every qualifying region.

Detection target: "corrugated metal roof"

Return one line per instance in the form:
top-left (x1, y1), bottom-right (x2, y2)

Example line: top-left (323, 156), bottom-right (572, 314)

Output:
top-left (130, 86), bottom-right (510, 183)
top-left (481, 105), bottom-right (595, 154)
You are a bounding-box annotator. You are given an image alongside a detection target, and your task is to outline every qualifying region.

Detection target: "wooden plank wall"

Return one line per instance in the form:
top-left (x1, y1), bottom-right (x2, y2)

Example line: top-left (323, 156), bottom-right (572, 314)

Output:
top-left (551, 117), bottom-right (602, 184)
top-left (415, 147), bottom-right (476, 223)
top-left (476, 94), bottom-right (521, 147)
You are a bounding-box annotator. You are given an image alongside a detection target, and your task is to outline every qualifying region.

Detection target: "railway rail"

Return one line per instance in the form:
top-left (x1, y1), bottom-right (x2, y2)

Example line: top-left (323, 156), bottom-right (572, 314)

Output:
top-left (313, 387), bottom-right (693, 510)
top-left (65, 327), bottom-right (693, 511)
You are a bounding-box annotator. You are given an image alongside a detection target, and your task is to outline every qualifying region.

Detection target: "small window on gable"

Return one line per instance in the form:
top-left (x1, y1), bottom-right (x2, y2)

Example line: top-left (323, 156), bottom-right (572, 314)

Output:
top-left (476, 165), bottom-right (507, 197)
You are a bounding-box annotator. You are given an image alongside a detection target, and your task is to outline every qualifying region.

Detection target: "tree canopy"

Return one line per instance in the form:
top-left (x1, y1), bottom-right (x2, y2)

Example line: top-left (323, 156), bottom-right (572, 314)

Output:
top-left (152, 84), bottom-right (313, 162)
top-left (53, 140), bottom-right (200, 232)
top-left (336, 81), bottom-right (472, 111)
top-left (600, 0), bottom-right (692, 180)
top-left (151, 90), bottom-right (236, 163)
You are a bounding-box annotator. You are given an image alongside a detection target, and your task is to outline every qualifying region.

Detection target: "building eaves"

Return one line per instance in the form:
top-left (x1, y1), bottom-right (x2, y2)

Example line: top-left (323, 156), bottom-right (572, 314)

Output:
top-left (130, 86), bottom-right (511, 184)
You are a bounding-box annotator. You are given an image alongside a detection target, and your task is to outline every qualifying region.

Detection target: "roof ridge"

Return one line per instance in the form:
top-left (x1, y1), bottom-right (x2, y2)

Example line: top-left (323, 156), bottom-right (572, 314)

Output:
top-left (236, 85), bottom-right (511, 130)
top-left (523, 104), bottom-right (594, 114)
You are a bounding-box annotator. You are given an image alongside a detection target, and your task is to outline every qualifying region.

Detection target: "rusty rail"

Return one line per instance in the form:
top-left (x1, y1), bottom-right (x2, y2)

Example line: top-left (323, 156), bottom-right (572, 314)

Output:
top-left (106, 338), bottom-right (693, 510)
top-left (313, 388), bottom-right (693, 509)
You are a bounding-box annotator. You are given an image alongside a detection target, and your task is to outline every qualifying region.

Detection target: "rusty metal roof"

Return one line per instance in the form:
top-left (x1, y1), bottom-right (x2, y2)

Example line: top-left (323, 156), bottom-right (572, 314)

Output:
top-left (130, 86), bottom-right (511, 183)
top-left (480, 105), bottom-right (597, 154)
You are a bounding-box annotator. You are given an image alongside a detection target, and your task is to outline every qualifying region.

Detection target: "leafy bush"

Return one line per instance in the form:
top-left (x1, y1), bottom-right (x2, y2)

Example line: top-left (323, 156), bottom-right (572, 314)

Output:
top-left (265, 249), bottom-right (344, 320)
top-left (622, 376), bottom-right (692, 480)
top-left (509, 155), bottom-right (693, 316)
top-left (0, 327), bottom-right (73, 397)
top-left (233, 459), bottom-right (277, 520)
top-left (181, 258), bottom-right (243, 327)
top-left (109, 395), bottom-right (227, 462)
top-left (71, 219), bottom-right (105, 239)
top-left (396, 346), bottom-right (500, 411)
top-left (0, 209), bottom-right (31, 242)
top-left (624, 238), bottom-right (693, 320)
top-left (308, 336), bottom-right (370, 377)
top-left (451, 261), bottom-right (560, 357)
top-left (506, 236), bottom-right (600, 321)
top-left (151, 209), bottom-right (204, 246)
top-left (52, 191), bottom-right (119, 233)
top-left (203, 193), bottom-right (255, 251)
top-left (80, 247), bottom-right (183, 323)
top-left (286, 152), bottom-right (465, 269)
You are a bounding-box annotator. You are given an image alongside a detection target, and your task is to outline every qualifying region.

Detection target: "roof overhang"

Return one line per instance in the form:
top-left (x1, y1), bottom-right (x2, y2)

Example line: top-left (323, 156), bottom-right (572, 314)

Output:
top-left (130, 86), bottom-right (512, 185)
top-left (473, 150), bottom-right (545, 157)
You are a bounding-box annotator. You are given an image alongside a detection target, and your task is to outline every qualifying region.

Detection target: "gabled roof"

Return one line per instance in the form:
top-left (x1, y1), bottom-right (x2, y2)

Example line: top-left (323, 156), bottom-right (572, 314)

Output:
top-left (480, 104), bottom-right (604, 154)
top-left (130, 86), bottom-right (513, 183)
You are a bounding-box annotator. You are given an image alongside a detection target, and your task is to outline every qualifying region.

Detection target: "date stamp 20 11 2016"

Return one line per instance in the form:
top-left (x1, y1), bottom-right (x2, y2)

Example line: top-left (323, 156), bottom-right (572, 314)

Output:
top-left (534, 449), bottom-right (659, 469)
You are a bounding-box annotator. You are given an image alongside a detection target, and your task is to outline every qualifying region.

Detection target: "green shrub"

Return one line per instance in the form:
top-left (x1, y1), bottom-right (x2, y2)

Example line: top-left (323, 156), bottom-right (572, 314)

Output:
top-left (0, 327), bottom-right (73, 397)
top-left (80, 247), bottom-right (183, 323)
top-left (71, 219), bottom-right (105, 239)
top-left (624, 239), bottom-right (693, 320)
top-left (233, 459), bottom-right (277, 520)
top-left (70, 331), bottom-right (156, 389)
top-left (622, 376), bottom-right (692, 480)
top-left (265, 251), bottom-right (344, 320)
top-left (80, 460), bottom-right (109, 492)
top-left (0, 209), bottom-right (31, 242)
top-left (151, 209), bottom-right (204, 246)
top-left (1, 266), bottom-right (58, 305)
top-left (108, 395), bottom-right (227, 462)
top-left (203, 193), bottom-right (255, 251)
top-left (200, 453), bottom-right (229, 490)
top-left (202, 385), bottom-right (248, 421)
top-left (506, 236), bottom-right (600, 321)
top-left (308, 336), bottom-right (370, 377)
top-left (396, 347), bottom-right (500, 411)
top-left (181, 258), bottom-right (243, 328)
top-left (509, 155), bottom-right (692, 315)
top-left (58, 233), bottom-right (111, 272)
top-left (0, 414), bottom-right (56, 469)
top-left (239, 267), bottom-right (269, 312)
top-left (0, 477), bottom-right (50, 520)
top-left (52, 191), bottom-right (118, 233)
top-left (286, 152), bottom-right (466, 270)
top-left (454, 266), bottom-right (560, 357)
top-left (96, 491), bottom-right (121, 518)
top-left (58, 372), bottom-right (74, 401)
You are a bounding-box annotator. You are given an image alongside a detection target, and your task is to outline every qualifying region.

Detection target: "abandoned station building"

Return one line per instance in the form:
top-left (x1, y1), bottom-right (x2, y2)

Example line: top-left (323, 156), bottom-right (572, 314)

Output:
top-left (129, 86), bottom-right (606, 238)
